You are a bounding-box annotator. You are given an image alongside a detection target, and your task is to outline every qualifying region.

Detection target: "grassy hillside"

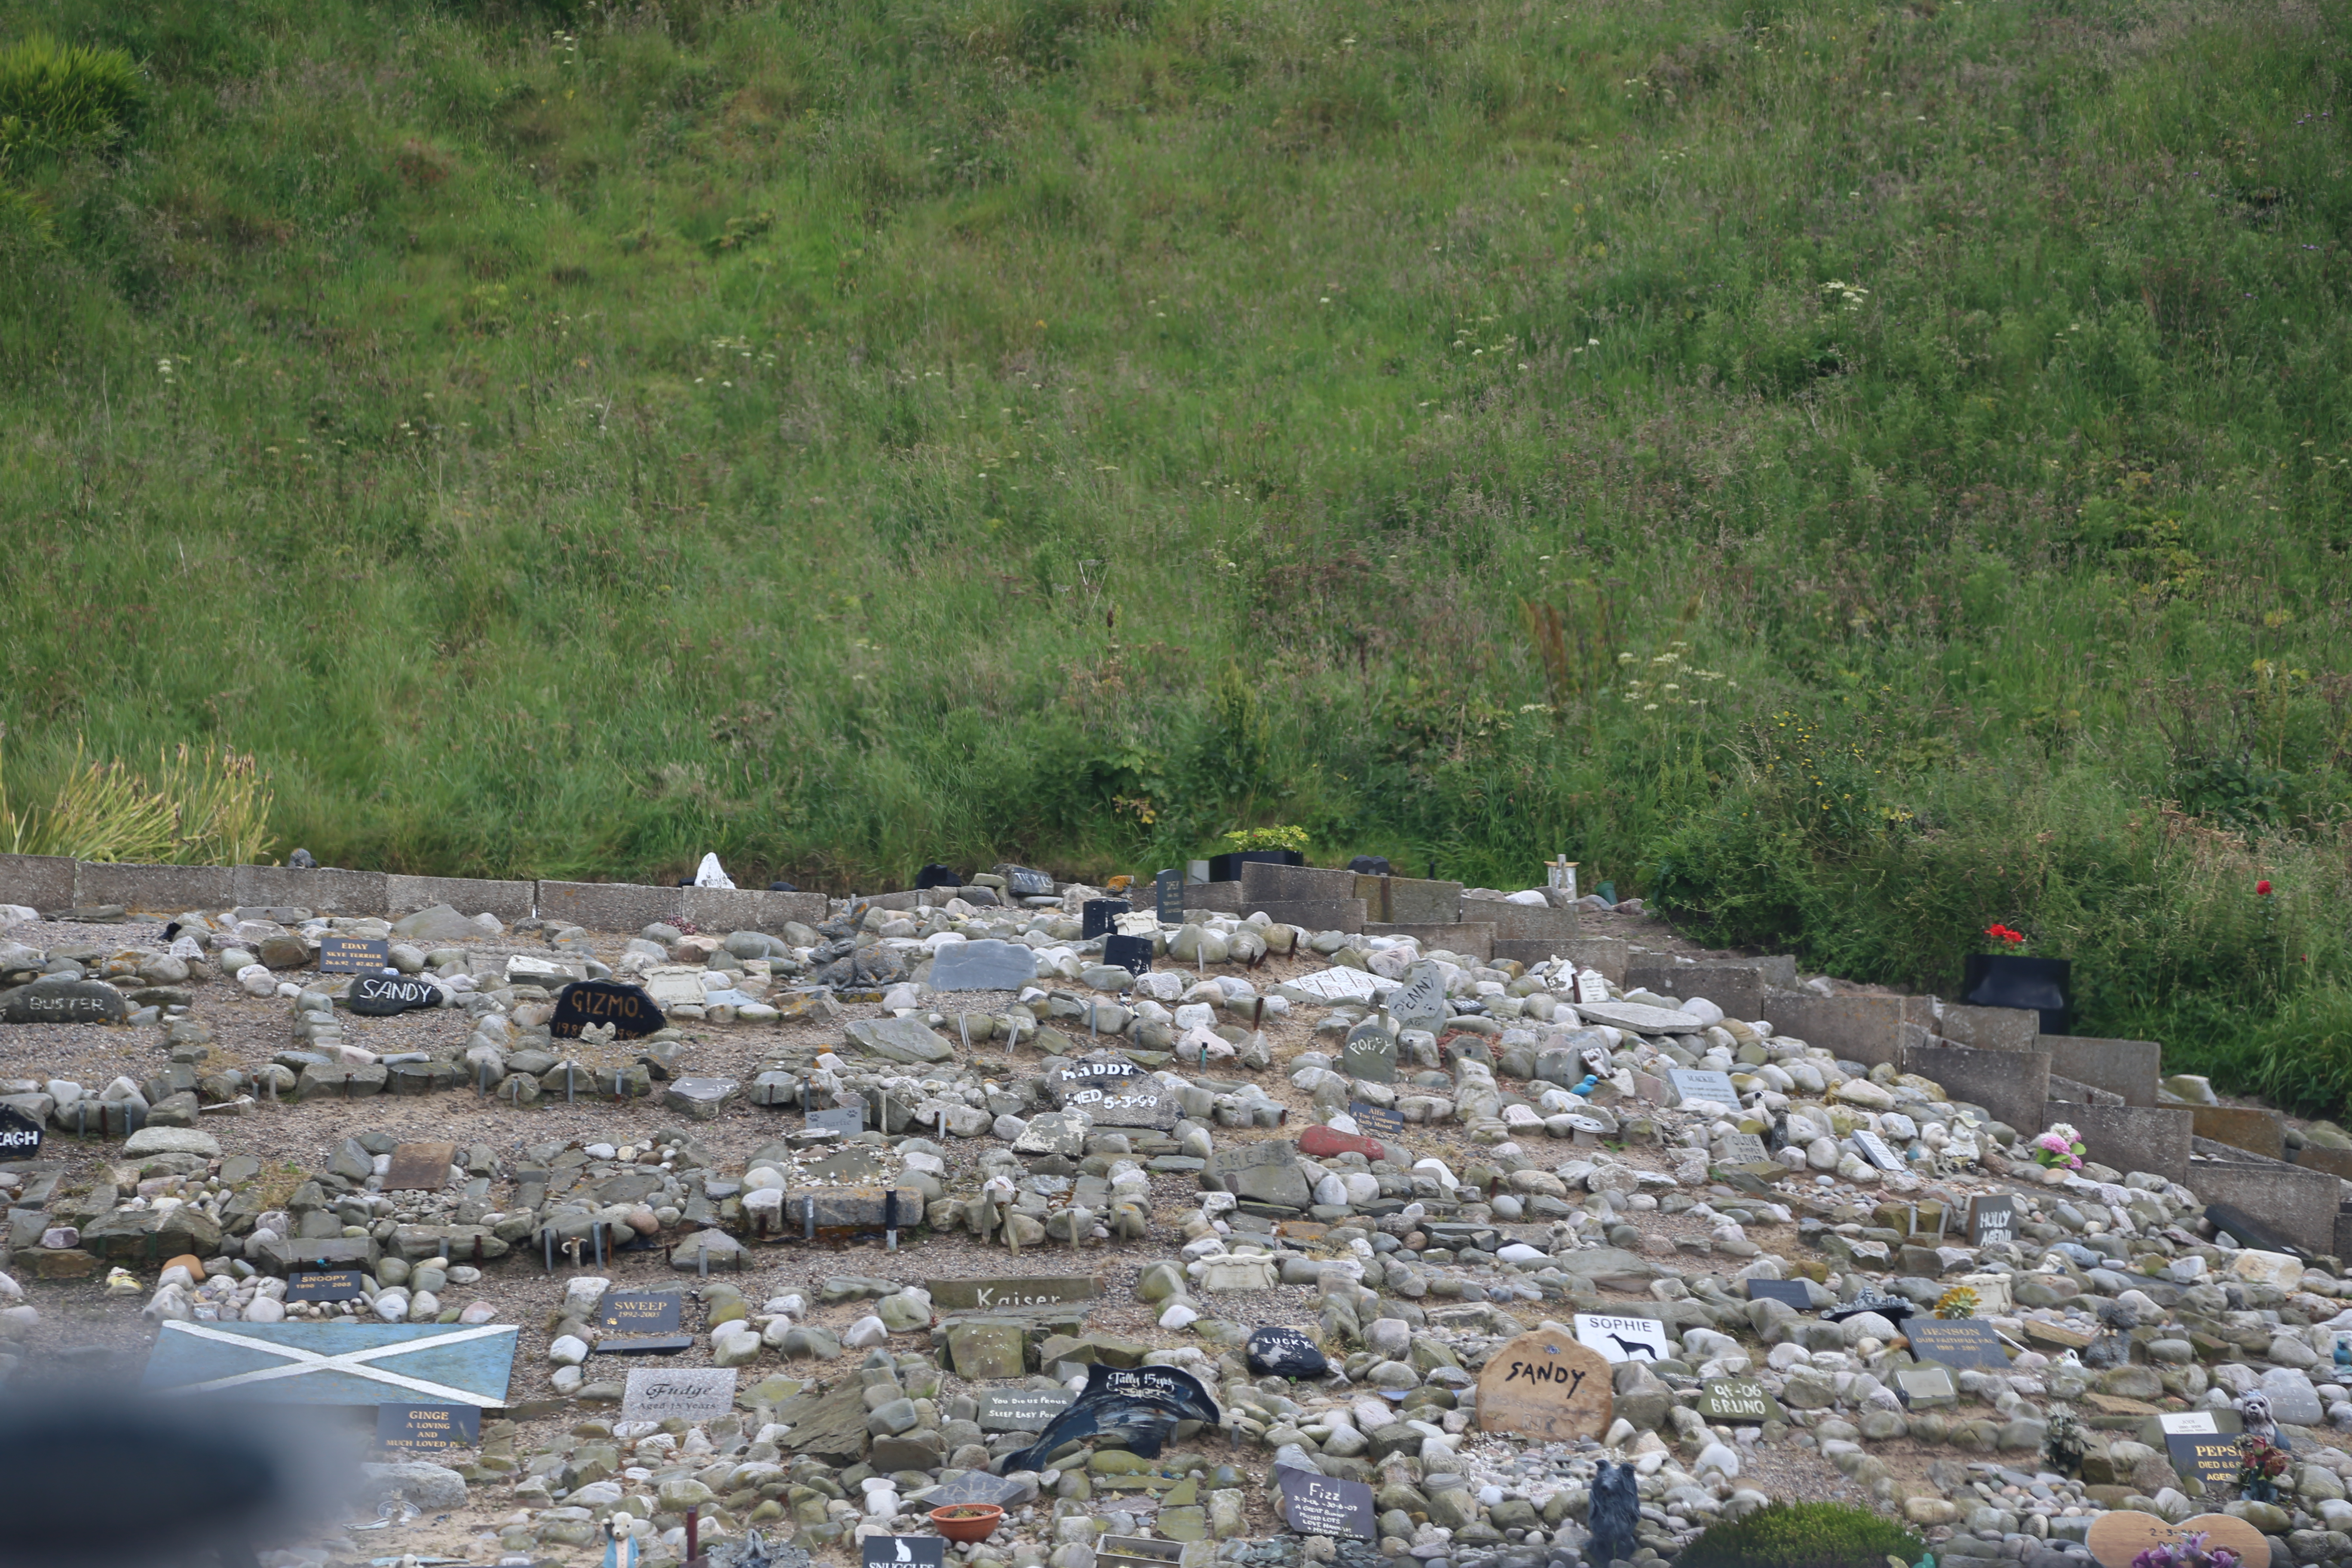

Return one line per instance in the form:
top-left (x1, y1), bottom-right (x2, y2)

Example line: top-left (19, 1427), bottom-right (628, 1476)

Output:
top-left (4, 0), bottom-right (2352, 1101)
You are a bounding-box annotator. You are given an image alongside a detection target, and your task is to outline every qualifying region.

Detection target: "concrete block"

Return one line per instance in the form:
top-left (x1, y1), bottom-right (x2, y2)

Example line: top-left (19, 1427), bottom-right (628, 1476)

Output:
top-left (229, 866), bottom-right (389, 916)
top-left (2068, 1104), bottom-right (2194, 1183)
top-left (1935, 1004), bottom-right (2040, 1052)
top-left (2295, 1146), bottom-right (2352, 1182)
top-left (1355, 875), bottom-right (1461, 926)
top-left (1903, 1041), bottom-right (2049, 1136)
top-left (536, 881), bottom-right (684, 933)
top-left (384, 875), bottom-right (536, 922)
top-left (1461, 896), bottom-right (1581, 943)
top-left (2190, 1106), bottom-right (2285, 1161)
top-left (1240, 863), bottom-right (1361, 905)
top-left (2335, 1204), bottom-right (2352, 1265)
top-left (74, 862), bottom-right (235, 913)
top-left (1251, 899), bottom-right (1367, 933)
top-left (2043, 1036), bottom-right (2161, 1108)
top-left (2046, 1074), bottom-right (2123, 1107)
top-left (1375, 923), bottom-right (1494, 962)
top-left (756, 891), bottom-right (828, 928)
top-left (1624, 963), bottom-right (1767, 1021)
top-left (0, 853), bottom-right (75, 911)
top-left (1763, 991), bottom-right (1928, 1069)
top-left (2187, 1161), bottom-right (2344, 1256)
top-left (1183, 882), bottom-right (1246, 915)
top-left (682, 886), bottom-right (771, 933)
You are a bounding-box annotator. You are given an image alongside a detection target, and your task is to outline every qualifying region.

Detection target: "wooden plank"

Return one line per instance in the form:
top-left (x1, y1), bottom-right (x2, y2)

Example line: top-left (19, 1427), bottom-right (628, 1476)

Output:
top-left (383, 1141), bottom-right (457, 1192)
top-left (141, 1321), bottom-right (518, 1407)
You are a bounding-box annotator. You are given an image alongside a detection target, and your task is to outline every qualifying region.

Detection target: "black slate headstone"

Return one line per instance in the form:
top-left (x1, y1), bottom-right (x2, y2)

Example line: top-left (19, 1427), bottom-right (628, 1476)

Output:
top-left (1101, 934), bottom-right (1153, 978)
top-left (1000, 865), bottom-right (1055, 898)
top-left (318, 936), bottom-right (392, 974)
top-left (2166, 1433), bottom-right (2244, 1495)
top-left (1246, 1326), bottom-right (1329, 1380)
top-left (0, 1105), bottom-right (41, 1158)
top-left (377, 1402), bottom-right (481, 1454)
top-left (349, 975), bottom-right (441, 1017)
top-left (286, 1269), bottom-right (368, 1303)
top-left (1823, 1289), bottom-right (1916, 1326)
top-left (1001, 1362), bottom-right (1224, 1473)
top-left (1906, 1318), bottom-right (2009, 1369)
top-left (1081, 899), bottom-right (1131, 940)
top-left (1349, 1102), bottom-right (1405, 1140)
top-left (549, 979), bottom-right (665, 1039)
top-left (599, 1292), bottom-right (683, 1334)
top-left (1968, 1194), bottom-right (2017, 1247)
top-left (1275, 1466), bottom-right (1375, 1540)
top-left (1154, 869), bottom-right (1183, 924)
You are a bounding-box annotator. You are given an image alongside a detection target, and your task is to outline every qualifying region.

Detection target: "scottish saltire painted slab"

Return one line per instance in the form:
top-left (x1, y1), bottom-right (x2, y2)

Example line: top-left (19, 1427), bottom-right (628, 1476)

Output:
top-left (141, 1321), bottom-right (518, 1407)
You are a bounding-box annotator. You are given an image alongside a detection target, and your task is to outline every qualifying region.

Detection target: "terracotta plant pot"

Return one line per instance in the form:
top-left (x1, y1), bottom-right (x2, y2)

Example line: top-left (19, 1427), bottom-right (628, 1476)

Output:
top-left (930, 1504), bottom-right (1005, 1543)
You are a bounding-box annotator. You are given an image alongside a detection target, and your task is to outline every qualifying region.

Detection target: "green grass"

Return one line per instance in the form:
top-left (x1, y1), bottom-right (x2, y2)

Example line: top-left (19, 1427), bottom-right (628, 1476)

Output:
top-left (1678, 1501), bottom-right (1923, 1568)
top-left (3, 0), bottom-right (2352, 1104)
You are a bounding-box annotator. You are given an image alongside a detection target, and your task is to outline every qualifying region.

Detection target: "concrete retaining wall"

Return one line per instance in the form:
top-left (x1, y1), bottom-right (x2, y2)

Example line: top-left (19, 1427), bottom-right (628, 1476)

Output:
top-left (74, 862), bottom-right (236, 913)
top-left (1624, 963), bottom-right (1769, 1022)
top-left (1494, 935), bottom-right (1627, 980)
top-left (385, 875), bottom-right (537, 921)
top-left (2188, 1160), bottom-right (2346, 1256)
top-left (1240, 863), bottom-right (1361, 905)
top-left (0, 853), bottom-right (75, 911)
top-left (536, 880), bottom-right (685, 932)
top-left (1903, 1041), bottom-right (2050, 1135)
top-left (2043, 1036), bottom-right (2162, 1107)
top-left (1764, 991), bottom-right (1928, 1069)
top-left (1461, 896), bottom-right (1580, 943)
top-left (230, 866), bottom-right (388, 915)
top-left (2069, 1104), bottom-right (2194, 1183)
top-left (1355, 875), bottom-right (1461, 925)
top-left (2191, 1106), bottom-right (2286, 1160)
top-left (1936, 1004), bottom-right (2040, 1052)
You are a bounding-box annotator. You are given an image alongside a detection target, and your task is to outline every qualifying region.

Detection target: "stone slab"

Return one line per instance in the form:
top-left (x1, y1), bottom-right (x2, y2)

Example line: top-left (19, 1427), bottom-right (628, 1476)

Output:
top-left (1761, 990), bottom-right (1927, 1069)
top-left (74, 862), bottom-right (234, 914)
top-left (141, 1321), bottom-right (518, 1407)
top-left (621, 1366), bottom-right (737, 1421)
top-left (924, 1276), bottom-right (1098, 1311)
top-left (1476, 1326), bottom-right (1613, 1442)
top-left (383, 1142), bottom-right (456, 1192)
top-left (1575, 1000), bottom-right (1704, 1035)
top-left (1354, 875), bottom-right (1462, 926)
top-left (386, 875), bottom-right (538, 922)
top-left (1935, 1004), bottom-right (2040, 1051)
top-left (535, 881), bottom-right (685, 933)
top-left (2069, 1104), bottom-right (2193, 1183)
top-left (842, 1017), bottom-right (955, 1064)
top-left (929, 939), bottom-right (1041, 992)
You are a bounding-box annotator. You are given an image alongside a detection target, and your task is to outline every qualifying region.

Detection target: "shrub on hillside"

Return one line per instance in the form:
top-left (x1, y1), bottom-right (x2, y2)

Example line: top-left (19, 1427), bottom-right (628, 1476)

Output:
top-left (0, 34), bottom-right (143, 170)
top-left (1675, 1502), bottom-right (1923, 1568)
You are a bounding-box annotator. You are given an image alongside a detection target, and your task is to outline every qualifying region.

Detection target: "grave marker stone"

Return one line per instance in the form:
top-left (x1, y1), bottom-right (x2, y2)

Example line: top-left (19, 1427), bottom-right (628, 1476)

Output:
top-left (2158, 1411), bottom-right (2220, 1435)
top-left (381, 1141), bottom-right (456, 1193)
top-left (0, 980), bottom-right (129, 1025)
top-left (1575, 970), bottom-right (1610, 1005)
top-left (925, 1472), bottom-right (1028, 1508)
top-left (1895, 1365), bottom-right (1957, 1408)
top-left (1695, 1378), bottom-right (1783, 1424)
top-left (975, 1387), bottom-right (1077, 1432)
top-left (1664, 1068), bottom-right (1740, 1108)
top-left (1081, 900), bottom-right (1131, 941)
top-left (1155, 870), bottom-right (1183, 924)
top-left (0, 1104), bottom-right (41, 1158)
top-left (807, 1105), bottom-right (866, 1136)
top-left (1349, 1102), bottom-right (1405, 1141)
top-left (1341, 1023), bottom-right (1398, 1084)
top-left (1275, 1467), bottom-right (1375, 1540)
top-left (349, 976), bottom-right (441, 1018)
top-left (621, 1366), bottom-right (737, 1422)
top-left (1476, 1327), bottom-right (1614, 1442)
top-left (1101, 934), bottom-right (1154, 978)
top-left (599, 1292), bottom-right (683, 1334)
top-left (1968, 1194), bottom-right (2017, 1247)
top-left (2165, 1433), bottom-right (2243, 1495)
top-left (1047, 1054), bottom-right (1176, 1129)
top-left (318, 936), bottom-right (392, 974)
top-left (1852, 1130), bottom-right (1906, 1173)
top-left (551, 980), bottom-right (666, 1040)
top-left (1573, 1313), bottom-right (1672, 1364)
top-left (1000, 1363), bottom-right (1225, 1472)
top-left (863, 1537), bottom-right (947, 1568)
top-left (1246, 1326), bottom-right (1328, 1380)
top-left (377, 1402), bottom-right (481, 1454)
top-left (1715, 1132), bottom-right (1767, 1166)
top-left (1287, 968), bottom-right (1384, 1003)
top-left (1905, 1318), bottom-right (2009, 1370)
top-left (286, 1270), bottom-right (368, 1303)
top-left (1389, 962), bottom-right (1449, 1035)
top-left (929, 939), bottom-right (1041, 992)
top-left (1000, 866), bottom-right (1056, 898)
top-left (925, 1276), bottom-right (1098, 1311)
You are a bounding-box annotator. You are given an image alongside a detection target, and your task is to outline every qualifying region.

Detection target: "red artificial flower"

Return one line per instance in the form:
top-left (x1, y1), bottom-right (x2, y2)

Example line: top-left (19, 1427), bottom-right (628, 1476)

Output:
top-left (2257, 880), bottom-right (2273, 895)
top-left (1984, 923), bottom-right (2025, 946)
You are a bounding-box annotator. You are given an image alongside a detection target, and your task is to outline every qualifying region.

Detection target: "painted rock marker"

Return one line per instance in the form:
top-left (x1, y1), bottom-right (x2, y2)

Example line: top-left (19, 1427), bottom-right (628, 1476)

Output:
top-left (1476, 1327), bottom-right (1613, 1442)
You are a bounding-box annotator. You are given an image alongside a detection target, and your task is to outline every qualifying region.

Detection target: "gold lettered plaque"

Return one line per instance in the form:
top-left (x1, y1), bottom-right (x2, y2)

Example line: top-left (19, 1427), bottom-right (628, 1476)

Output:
top-left (2086, 1511), bottom-right (2269, 1568)
top-left (1476, 1326), bottom-right (1613, 1442)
